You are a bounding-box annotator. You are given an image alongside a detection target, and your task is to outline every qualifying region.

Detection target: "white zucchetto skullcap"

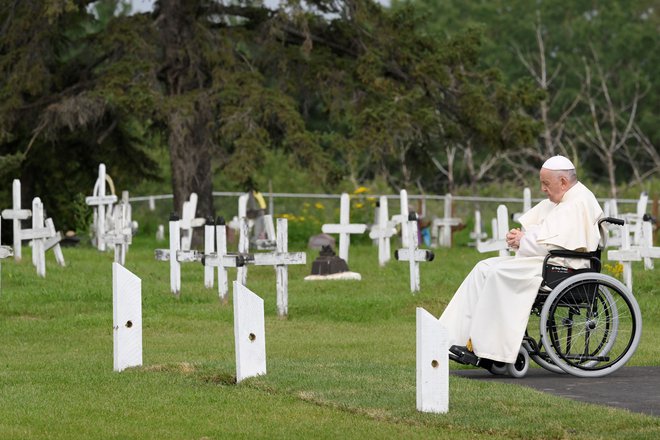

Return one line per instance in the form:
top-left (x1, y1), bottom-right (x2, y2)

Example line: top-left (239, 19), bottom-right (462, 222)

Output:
top-left (542, 155), bottom-right (575, 170)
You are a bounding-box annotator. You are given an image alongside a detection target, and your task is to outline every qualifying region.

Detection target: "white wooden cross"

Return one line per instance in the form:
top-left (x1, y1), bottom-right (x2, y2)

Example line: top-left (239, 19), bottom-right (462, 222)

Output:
top-left (103, 191), bottom-right (133, 265)
top-left (476, 204), bottom-right (510, 257)
top-left (469, 210), bottom-right (488, 248)
top-left (395, 214), bottom-right (434, 293)
top-left (113, 262), bottom-right (143, 372)
top-left (608, 221), bottom-right (660, 290)
top-left (431, 194), bottom-right (462, 248)
top-left (233, 281), bottom-right (266, 383)
top-left (1, 179), bottom-right (31, 262)
top-left (180, 192), bottom-right (205, 251)
top-left (369, 196), bottom-right (397, 267)
top-left (0, 216), bottom-right (14, 293)
top-left (603, 199), bottom-right (622, 247)
top-left (21, 198), bottom-right (65, 277)
top-left (513, 187), bottom-right (532, 222)
top-left (390, 189), bottom-right (411, 247)
top-left (86, 163), bottom-right (118, 251)
top-left (416, 307), bottom-right (449, 414)
top-left (321, 193), bottom-right (366, 263)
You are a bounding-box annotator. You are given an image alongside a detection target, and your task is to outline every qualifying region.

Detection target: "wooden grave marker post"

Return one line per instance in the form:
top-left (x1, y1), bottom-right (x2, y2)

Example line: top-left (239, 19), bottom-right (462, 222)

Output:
top-left (416, 308), bottom-right (449, 414)
top-left (21, 198), bottom-right (65, 277)
top-left (321, 193), bottom-right (366, 263)
top-left (233, 281), bottom-right (266, 383)
top-left (113, 262), bottom-right (143, 372)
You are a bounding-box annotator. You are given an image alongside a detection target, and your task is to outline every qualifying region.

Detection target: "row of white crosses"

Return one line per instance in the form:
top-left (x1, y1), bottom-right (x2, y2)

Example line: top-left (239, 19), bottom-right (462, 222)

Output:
top-left (156, 215), bottom-right (305, 317)
top-left (1, 179), bottom-right (66, 277)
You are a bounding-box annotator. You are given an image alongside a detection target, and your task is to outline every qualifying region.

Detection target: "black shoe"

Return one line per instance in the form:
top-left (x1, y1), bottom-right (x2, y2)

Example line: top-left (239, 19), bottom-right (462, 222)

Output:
top-left (449, 345), bottom-right (479, 366)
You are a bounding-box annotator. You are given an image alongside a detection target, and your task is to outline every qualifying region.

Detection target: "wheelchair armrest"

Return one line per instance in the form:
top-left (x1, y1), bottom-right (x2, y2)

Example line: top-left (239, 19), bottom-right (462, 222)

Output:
top-left (542, 250), bottom-right (601, 282)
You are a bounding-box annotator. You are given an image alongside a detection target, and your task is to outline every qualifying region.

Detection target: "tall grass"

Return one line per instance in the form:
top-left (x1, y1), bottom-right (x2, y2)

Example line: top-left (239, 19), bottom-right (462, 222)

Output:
top-left (0, 236), bottom-right (658, 439)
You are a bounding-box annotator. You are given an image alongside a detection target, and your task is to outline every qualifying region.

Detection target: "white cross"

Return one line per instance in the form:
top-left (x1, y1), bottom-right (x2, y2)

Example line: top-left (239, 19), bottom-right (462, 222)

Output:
top-left (469, 210), bottom-right (488, 247)
top-left (608, 221), bottom-right (660, 290)
top-left (22, 198), bottom-right (65, 277)
top-left (476, 204), bottom-right (510, 257)
top-left (85, 163), bottom-right (117, 251)
top-left (390, 189), bottom-right (410, 247)
top-left (431, 194), bottom-right (461, 248)
top-left (603, 199), bottom-right (622, 247)
top-left (321, 193), bottom-right (366, 263)
top-left (369, 196), bottom-right (396, 266)
top-left (395, 215), bottom-right (434, 293)
top-left (180, 193), bottom-right (205, 251)
top-left (203, 217), bottom-right (305, 316)
top-left (103, 191), bottom-right (133, 265)
top-left (1, 179), bottom-right (31, 261)
top-left (513, 188), bottom-right (532, 222)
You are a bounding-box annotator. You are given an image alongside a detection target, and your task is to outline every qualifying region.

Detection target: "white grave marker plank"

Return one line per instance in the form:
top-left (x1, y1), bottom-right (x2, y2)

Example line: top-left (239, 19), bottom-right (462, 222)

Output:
top-left (113, 262), bottom-right (143, 372)
top-left (169, 215), bottom-right (181, 294)
top-left (233, 281), bottom-right (266, 382)
top-left (416, 308), bottom-right (449, 414)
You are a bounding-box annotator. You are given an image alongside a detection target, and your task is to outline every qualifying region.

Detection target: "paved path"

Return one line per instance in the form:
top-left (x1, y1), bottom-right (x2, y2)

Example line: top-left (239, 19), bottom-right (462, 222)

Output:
top-left (453, 366), bottom-right (660, 417)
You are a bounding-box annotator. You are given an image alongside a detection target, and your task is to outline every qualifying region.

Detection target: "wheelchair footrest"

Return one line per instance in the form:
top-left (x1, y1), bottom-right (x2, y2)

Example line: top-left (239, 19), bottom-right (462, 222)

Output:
top-left (449, 345), bottom-right (492, 369)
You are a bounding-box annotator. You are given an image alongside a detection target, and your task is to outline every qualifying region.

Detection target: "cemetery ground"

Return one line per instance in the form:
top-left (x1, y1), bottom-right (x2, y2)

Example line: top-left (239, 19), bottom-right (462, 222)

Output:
top-left (1, 236), bottom-right (659, 439)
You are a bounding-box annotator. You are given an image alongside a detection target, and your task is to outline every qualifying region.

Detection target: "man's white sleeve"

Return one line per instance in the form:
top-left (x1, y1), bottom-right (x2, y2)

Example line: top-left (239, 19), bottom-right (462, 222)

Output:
top-left (516, 226), bottom-right (548, 257)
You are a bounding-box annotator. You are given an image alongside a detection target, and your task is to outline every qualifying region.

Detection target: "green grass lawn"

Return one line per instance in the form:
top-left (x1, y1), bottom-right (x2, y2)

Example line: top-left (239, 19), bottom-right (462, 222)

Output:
top-left (1, 235), bottom-right (658, 439)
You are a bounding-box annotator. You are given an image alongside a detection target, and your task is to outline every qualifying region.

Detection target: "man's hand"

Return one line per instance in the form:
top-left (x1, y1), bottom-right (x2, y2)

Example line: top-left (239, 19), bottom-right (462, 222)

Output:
top-left (506, 228), bottom-right (524, 250)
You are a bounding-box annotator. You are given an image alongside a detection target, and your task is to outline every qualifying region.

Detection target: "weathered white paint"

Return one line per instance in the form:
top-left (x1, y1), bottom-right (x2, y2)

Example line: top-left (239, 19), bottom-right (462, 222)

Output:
top-left (86, 164), bottom-right (118, 252)
top-left (431, 194), bottom-right (461, 248)
top-left (113, 262), bottom-right (143, 372)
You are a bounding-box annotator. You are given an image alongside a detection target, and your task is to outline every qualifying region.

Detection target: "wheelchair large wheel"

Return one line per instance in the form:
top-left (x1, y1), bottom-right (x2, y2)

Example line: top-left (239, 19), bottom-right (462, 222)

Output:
top-left (539, 273), bottom-right (642, 378)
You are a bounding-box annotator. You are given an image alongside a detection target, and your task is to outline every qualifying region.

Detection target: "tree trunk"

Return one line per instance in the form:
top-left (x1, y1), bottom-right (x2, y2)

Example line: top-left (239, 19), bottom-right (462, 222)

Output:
top-left (158, 0), bottom-right (215, 222)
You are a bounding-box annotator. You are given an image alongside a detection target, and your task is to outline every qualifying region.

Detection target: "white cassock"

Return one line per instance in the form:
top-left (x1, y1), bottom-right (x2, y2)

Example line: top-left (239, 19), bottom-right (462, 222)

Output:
top-left (438, 182), bottom-right (603, 363)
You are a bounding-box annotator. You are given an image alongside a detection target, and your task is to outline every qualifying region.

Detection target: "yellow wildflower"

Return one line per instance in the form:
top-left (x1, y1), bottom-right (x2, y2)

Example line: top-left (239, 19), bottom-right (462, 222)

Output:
top-left (314, 202), bottom-right (324, 210)
top-left (353, 186), bottom-right (369, 194)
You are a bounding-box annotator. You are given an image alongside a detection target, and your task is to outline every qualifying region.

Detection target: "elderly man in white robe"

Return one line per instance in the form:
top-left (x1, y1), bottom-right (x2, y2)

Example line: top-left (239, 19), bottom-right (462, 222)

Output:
top-left (440, 155), bottom-right (603, 369)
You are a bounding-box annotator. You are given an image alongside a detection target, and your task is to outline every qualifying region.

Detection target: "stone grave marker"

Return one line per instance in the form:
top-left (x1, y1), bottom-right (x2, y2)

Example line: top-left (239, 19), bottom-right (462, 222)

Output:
top-left (321, 193), bottom-right (366, 263)
top-left (476, 204), bottom-right (510, 257)
top-left (416, 307), bottom-right (449, 414)
top-left (1, 179), bottom-right (31, 261)
top-left (113, 262), bottom-right (142, 372)
top-left (369, 196), bottom-right (396, 266)
top-left (233, 281), bottom-right (266, 383)
top-left (86, 163), bottom-right (118, 252)
top-left (395, 214), bottom-right (434, 293)
top-left (431, 194), bottom-right (461, 248)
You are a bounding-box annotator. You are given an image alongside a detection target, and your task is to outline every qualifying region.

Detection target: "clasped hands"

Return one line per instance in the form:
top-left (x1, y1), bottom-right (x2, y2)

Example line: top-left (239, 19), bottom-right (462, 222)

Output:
top-left (506, 228), bottom-right (524, 250)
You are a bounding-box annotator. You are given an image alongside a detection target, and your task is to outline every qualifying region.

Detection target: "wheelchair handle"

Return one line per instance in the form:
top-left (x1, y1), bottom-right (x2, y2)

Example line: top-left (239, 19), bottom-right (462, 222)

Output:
top-left (599, 217), bottom-right (624, 226)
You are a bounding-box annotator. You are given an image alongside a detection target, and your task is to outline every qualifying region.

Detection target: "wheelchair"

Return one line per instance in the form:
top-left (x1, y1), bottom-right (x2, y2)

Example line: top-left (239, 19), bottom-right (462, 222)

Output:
top-left (486, 217), bottom-right (643, 378)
